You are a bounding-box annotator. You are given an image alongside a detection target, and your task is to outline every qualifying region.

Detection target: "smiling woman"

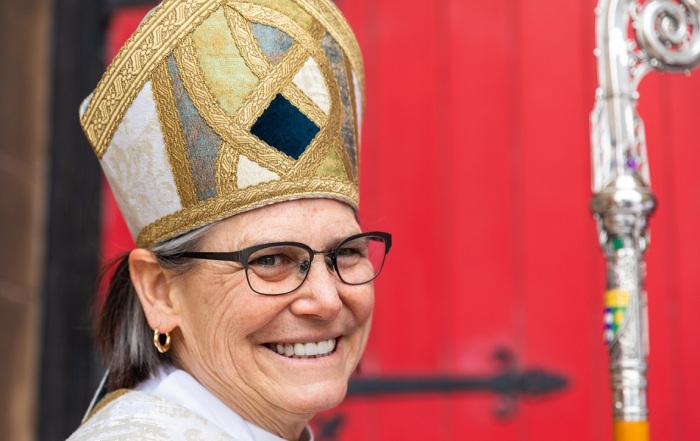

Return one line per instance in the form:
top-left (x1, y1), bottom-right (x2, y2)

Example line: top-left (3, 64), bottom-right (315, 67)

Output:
top-left (66, 1), bottom-right (390, 440)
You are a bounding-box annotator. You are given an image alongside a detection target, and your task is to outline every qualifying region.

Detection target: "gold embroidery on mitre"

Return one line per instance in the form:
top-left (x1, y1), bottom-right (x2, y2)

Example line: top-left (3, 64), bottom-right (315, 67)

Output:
top-left (286, 108), bottom-right (338, 180)
top-left (226, 3), bottom-right (327, 128)
top-left (294, 0), bottom-right (364, 92)
top-left (236, 155), bottom-right (281, 189)
top-left (232, 2), bottom-right (325, 55)
top-left (138, 177), bottom-right (358, 246)
top-left (215, 141), bottom-right (239, 196)
top-left (232, 43), bottom-right (310, 130)
top-left (332, 134), bottom-right (354, 181)
top-left (224, 5), bottom-right (271, 79)
top-left (227, 3), bottom-right (326, 129)
top-left (281, 83), bottom-right (327, 127)
top-left (151, 60), bottom-right (200, 208)
top-left (192, 7), bottom-right (262, 117)
top-left (314, 144), bottom-right (347, 180)
top-left (226, 6), bottom-right (328, 132)
top-left (230, 0), bottom-right (315, 32)
top-left (287, 43), bottom-right (344, 179)
top-left (81, 0), bottom-right (223, 158)
top-left (302, 135), bottom-right (353, 182)
top-left (86, 0), bottom-right (364, 248)
top-left (174, 36), bottom-right (293, 175)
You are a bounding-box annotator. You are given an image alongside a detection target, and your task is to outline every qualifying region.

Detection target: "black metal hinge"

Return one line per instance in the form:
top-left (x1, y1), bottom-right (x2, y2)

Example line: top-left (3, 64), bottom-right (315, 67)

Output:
top-left (314, 349), bottom-right (568, 440)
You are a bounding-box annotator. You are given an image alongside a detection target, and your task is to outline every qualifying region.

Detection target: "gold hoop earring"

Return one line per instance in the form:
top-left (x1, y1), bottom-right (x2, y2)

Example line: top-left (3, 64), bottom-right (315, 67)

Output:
top-left (153, 328), bottom-right (171, 353)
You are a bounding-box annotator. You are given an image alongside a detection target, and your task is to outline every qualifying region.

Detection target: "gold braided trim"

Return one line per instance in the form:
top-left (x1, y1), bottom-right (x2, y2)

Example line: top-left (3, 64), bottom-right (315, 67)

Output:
top-left (287, 38), bottom-right (344, 179)
top-left (286, 104), bottom-right (341, 180)
top-left (174, 36), bottom-right (294, 176)
top-left (225, 4), bottom-right (327, 128)
top-left (282, 83), bottom-right (327, 127)
top-left (226, 4), bottom-right (328, 131)
top-left (332, 133), bottom-right (354, 181)
top-left (294, 0), bottom-right (364, 97)
top-left (226, 3), bottom-right (327, 128)
top-left (137, 177), bottom-right (358, 246)
top-left (305, 134), bottom-right (352, 181)
top-left (83, 389), bottom-right (132, 424)
top-left (233, 2), bottom-right (325, 56)
top-left (233, 43), bottom-right (310, 130)
top-left (215, 141), bottom-right (240, 196)
top-left (151, 60), bottom-right (200, 208)
top-left (224, 5), bottom-right (270, 79)
top-left (81, 0), bottom-right (223, 158)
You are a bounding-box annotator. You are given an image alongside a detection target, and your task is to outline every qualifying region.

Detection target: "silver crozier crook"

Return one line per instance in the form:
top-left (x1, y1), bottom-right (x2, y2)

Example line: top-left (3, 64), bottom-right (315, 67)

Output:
top-left (590, 0), bottom-right (700, 439)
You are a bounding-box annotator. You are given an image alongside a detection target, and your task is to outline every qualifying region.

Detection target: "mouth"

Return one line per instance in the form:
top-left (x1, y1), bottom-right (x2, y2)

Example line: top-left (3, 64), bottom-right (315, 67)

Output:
top-left (265, 338), bottom-right (338, 359)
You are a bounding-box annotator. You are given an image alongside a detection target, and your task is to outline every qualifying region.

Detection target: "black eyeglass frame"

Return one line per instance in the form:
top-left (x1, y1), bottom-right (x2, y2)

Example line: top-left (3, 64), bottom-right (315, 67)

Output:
top-left (172, 231), bottom-right (392, 295)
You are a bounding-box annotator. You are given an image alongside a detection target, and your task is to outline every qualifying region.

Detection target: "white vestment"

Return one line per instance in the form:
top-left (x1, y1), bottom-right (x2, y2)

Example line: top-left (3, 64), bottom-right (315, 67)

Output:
top-left (67, 367), bottom-right (314, 441)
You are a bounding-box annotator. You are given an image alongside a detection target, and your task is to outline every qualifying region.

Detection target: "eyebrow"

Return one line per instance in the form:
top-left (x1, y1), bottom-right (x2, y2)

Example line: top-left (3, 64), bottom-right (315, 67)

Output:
top-left (213, 231), bottom-right (363, 251)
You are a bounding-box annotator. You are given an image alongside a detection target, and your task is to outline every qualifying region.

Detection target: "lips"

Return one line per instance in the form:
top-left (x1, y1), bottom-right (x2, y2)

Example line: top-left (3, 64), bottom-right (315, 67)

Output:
top-left (265, 338), bottom-right (337, 359)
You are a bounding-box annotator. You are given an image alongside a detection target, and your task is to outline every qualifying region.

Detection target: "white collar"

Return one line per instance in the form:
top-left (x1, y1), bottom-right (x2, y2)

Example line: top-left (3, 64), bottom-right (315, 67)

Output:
top-left (136, 366), bottom-right (313, 441)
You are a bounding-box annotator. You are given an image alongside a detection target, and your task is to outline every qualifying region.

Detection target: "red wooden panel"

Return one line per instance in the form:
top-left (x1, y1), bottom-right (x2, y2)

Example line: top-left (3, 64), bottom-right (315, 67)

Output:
top-left (640, 68), bottom-right (700, 441)
top-left (664, 74), bottom-right (700, 441)
top-left (355, 0), bottom-right (447, 438)
top-left (443, 0), bottom-right (520, 438)
top-left (514, 0), bottom-right (607, 440)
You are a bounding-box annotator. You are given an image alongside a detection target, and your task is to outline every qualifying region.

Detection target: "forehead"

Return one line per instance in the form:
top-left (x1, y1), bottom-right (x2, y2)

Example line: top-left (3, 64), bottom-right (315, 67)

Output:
top-left (203, 199), bottom-right (359, 247)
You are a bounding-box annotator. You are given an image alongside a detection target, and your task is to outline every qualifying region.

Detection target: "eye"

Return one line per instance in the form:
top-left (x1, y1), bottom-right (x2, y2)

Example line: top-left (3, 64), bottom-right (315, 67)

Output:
top-left (250, 254), bottom-right (287, 267)
top-left (336, 246), bottom-right (359, 257)
top-left (337, 238), bottom-right (369, 258)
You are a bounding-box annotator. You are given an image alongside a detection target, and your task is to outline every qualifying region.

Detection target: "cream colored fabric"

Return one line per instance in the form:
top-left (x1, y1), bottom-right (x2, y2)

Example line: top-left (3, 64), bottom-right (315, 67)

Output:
top-left (293, 57), bottom-right (331, 114)
top-left (67, 390), bottom-right (233, 441)
top-left (237, 154), bottom-right (281, 189)
top-left (68, 367), bottom-right (314, 441)
top-left (102, 81), bottom-right (182, 238)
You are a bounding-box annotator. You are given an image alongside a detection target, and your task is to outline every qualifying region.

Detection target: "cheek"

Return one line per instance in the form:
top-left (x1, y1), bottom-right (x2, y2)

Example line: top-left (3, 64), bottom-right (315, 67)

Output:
top-left (176, 276), bottom-right (248, 364)
top-left (358, 284), bottom-right (375, 318)
top-left (347, 284), bottom-right (375, 334)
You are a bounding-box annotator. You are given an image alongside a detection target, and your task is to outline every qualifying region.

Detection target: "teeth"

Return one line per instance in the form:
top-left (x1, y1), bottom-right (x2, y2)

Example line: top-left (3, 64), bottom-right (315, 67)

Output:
top-left (305, 342), bottom-right (318, 356)
top-left (269, 339), bottom-right (337, 358)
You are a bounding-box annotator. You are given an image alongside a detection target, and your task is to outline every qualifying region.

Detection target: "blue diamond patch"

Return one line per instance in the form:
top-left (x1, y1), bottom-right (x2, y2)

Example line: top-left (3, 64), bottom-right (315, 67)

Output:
top-left (251, 95), bottom-right (320, 160)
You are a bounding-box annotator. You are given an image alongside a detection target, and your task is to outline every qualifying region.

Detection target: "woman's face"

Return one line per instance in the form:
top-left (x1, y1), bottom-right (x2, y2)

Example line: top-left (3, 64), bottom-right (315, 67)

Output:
top-left (167, 199), bottom-right (374, 429)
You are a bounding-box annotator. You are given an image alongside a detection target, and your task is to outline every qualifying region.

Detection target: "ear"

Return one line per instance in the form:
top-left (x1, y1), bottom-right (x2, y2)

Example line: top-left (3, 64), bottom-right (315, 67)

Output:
top-left (129, 248), bottom-right (181, 333)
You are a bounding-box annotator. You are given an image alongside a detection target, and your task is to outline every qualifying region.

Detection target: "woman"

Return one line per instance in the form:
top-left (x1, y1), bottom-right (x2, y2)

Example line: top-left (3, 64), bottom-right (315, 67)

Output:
top-left (68, 0), bottom-right (390, 439)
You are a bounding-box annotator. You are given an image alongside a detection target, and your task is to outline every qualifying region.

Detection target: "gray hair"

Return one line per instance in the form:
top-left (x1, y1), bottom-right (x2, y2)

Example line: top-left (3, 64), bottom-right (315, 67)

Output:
top-left (97, 224), bottom-right (213, 391)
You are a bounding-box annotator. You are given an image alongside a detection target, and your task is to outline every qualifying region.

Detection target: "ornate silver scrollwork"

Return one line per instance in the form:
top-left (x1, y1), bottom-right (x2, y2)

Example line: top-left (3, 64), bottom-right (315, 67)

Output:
top-left (591, 0), bottom-right (700, 430)
top-left (634, 0), bottom-right (700, 71)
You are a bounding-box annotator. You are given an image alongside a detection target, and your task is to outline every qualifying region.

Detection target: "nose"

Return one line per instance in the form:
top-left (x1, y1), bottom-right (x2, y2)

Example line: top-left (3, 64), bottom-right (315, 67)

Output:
top-left (290, 256), bottom-right (342, 320)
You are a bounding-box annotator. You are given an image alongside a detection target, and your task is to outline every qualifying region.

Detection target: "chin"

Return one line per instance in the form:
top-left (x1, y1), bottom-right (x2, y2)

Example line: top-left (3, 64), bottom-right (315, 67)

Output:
top-left (282, 381), bottom-right (349, 414)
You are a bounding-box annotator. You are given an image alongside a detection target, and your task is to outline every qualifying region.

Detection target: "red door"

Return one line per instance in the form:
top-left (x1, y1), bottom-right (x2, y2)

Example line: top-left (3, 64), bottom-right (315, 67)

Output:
top-left (102, 1), bottom-right (700, 439)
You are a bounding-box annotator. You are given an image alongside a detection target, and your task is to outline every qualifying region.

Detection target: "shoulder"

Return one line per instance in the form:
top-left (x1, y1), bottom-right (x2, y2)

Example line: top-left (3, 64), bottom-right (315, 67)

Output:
top-left (67, 389), bottom-right (234, 441)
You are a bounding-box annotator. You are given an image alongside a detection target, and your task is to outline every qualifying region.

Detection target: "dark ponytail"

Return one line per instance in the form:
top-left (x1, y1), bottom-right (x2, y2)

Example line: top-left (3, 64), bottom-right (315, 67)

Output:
top-left (96, 253), bottom-right (172, 391)
top-left (94, 224), bottom-right (212, 391)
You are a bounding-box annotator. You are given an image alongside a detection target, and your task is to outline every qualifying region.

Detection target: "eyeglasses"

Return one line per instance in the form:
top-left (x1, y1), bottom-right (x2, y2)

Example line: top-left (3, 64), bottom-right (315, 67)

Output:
top-left (172, 231), bottom-right (392, 295)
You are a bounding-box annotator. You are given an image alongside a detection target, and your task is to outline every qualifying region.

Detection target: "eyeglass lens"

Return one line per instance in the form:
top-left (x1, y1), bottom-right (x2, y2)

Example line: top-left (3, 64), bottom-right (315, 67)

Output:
top-left (245, 234), bottom-right (388, 295)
